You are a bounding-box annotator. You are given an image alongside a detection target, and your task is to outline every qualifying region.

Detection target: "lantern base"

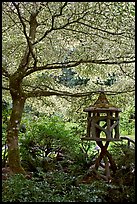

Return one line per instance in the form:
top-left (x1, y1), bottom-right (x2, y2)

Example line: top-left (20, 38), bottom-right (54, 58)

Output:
top-left (81, 141), bottom-right (117, 183)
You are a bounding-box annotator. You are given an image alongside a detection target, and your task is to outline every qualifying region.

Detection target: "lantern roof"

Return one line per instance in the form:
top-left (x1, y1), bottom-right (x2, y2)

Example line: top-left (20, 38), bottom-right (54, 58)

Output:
top-left (84, 91), bottom-right (121, 112)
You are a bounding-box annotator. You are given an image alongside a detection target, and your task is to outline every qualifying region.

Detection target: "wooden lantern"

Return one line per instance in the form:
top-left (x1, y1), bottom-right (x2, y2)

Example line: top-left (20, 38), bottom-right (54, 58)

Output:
top-left (81, 91), bottom-right (122, 182)
top-left (82, 91), bottom-right (121, 141)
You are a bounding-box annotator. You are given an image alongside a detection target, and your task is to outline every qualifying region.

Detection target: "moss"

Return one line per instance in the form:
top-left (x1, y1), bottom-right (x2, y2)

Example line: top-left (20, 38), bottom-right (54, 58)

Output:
top-left (8, 148), bottom-right (26, 174)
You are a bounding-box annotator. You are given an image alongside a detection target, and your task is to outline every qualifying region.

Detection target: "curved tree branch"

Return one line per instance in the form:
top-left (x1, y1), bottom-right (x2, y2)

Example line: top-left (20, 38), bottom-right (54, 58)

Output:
top-left (78, 21), bottom-right (125, 36)
top-left (24, 58), bottom-right (135, 78)
top-left (25, 88), bottom-right (135, 99)
top-left (33, 4), bottom-right (88, 45)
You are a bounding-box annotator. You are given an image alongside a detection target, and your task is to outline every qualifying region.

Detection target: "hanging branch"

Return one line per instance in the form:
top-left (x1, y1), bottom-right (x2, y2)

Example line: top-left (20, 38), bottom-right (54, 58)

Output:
top-left (118, 64), bottom-right (135, 80)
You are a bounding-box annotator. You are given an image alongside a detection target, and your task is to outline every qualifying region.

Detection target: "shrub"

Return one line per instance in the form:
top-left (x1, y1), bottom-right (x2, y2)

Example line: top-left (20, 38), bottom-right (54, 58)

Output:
top-left (2, 173), bottom-right (106, 202)
top-left (19, 115), bottom-right (85, 173)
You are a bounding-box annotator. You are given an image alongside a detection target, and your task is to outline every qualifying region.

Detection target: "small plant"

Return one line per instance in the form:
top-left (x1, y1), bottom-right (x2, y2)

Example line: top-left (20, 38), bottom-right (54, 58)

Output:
top-left (120, 108), bottom-right (135, 136)
top-left (2, 173), bottom-right (106, 202)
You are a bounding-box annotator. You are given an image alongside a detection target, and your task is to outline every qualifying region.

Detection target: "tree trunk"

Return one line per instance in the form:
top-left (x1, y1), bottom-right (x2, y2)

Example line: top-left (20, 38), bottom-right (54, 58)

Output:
top-left (5, 6), bottom-right (39, 175)
top-left (7, 96), bottom-right (26, 174)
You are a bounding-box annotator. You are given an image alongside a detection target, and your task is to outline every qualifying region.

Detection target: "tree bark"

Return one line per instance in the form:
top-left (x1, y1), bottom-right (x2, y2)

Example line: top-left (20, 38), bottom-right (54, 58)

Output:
top-left (7, 95), bottom-right (26, 174)
top-left (5, 6), bottom-right (39, 174)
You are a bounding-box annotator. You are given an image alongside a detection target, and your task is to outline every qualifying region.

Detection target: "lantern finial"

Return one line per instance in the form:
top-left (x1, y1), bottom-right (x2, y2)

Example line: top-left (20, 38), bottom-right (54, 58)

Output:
top-left (94, 92), bottom-right (109, 107)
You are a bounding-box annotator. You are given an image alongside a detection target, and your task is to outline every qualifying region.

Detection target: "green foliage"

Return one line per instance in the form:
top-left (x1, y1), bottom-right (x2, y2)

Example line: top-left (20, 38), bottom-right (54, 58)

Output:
top-left (2, 163), bottom-right (135, 202)
top-left (2, 100), bottom-right (12, 140)
top-left (2, 173), bottom-right (106, 202)
top-left (2, 132), bottom-right (135, 202)
top-left (109, 142), bottom-right (135, 180)
top-left (19, 114), bottom-right (84, 172)
top-left (2, 174), bottom-right (51, 202)
top-left (108, 142), bottom-right (135, 202)
top-left (2, 100), bottom-right (12, 166)
top-left (120, 107), bottom-right (135, 135)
